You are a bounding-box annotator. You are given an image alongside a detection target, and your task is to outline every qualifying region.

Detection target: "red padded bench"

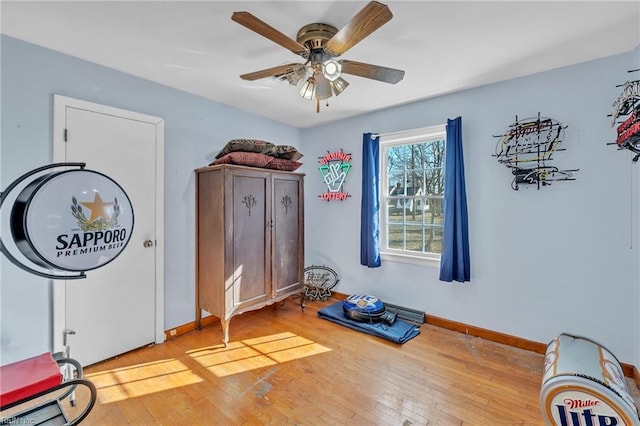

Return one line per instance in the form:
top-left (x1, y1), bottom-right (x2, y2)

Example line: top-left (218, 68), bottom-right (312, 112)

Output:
top-left (0, 353), bottom-right (62, 407)
top-left (0, 352), bottom-right (96, 425)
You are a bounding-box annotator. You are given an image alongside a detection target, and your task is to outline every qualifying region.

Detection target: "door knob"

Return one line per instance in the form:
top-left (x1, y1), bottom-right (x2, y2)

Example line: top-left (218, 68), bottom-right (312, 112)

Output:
top-left (143, 240), bottom-right (154, 248)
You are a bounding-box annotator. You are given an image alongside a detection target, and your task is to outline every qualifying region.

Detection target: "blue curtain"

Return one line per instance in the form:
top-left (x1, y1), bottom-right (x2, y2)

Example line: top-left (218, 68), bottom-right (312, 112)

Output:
top-left (439, 117), bottom-right (471, 282)
top-left (360, 133), bottom-right (381, 267)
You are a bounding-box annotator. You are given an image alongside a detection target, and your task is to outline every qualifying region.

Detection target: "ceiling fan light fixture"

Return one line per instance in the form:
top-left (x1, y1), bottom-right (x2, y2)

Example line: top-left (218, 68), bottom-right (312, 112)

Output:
top-left (331, 77), bottom-right (350, 96)
top-left (285, 66), bottom-right (307, 86)
top-left (298, 77), bottom-right (317, 99)
top-left (316, 76), bottom-right (333, 100)
top-left (322, 60), bottom-right (341, 81)
top-left (233, 1), bottom-right (404, 112)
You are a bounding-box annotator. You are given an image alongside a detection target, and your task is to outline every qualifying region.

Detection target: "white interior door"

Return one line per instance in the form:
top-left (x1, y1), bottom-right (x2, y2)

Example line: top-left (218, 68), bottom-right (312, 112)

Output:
top-left (52, 95), bottom-right (164, 366)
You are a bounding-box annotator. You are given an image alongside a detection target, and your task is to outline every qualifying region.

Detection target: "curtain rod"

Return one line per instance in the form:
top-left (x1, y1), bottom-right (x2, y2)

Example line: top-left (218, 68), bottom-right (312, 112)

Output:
top-left (371, 124), bottom-right (445, 139)
top-left (371, 130), bottom-right (410, 138)
top-left (371, 130), bottom-right (406, 138)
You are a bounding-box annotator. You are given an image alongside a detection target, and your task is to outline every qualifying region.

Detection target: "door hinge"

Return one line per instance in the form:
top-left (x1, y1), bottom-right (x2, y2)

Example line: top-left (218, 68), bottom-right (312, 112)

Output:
top-left (64, 128), bottom-right (68, 142)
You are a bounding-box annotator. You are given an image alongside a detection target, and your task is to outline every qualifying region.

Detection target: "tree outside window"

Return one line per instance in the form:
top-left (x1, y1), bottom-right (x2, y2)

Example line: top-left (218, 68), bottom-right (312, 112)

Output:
top-left (380, 125), bottom-right (446, 263)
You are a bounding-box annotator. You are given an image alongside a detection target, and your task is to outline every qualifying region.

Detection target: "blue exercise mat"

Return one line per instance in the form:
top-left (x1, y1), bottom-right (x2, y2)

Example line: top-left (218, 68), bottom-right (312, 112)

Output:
top-left (317, 301), bottom-right (420, 344)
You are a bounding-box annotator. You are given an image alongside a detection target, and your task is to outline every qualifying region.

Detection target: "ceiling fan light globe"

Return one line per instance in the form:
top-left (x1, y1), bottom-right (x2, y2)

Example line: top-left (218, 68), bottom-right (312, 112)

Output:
top-left (286, 74), bottom-right (302, 86)
top-left (322, 60), bottom-right (341, 81)
top-left (286, 66), bottom-right (307, 86)
top-left (331, 77), bottom-right (350, 96)
top-left (315, 75), bottom-right (333, 100)
top-left (298, 77), bottom-right (317, 100)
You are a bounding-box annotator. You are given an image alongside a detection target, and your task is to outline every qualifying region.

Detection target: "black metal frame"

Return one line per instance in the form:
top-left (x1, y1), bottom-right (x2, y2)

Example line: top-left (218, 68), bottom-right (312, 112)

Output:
top-left (493, 113), bottom-right (578, 190)
top-left (302, 265), bottom-right (340, 302)
top-left (608, 69), bottom-right (640, 162)
top-left (0, 354), bottom-right (97, 425)
top-left (0, 163), bottom-right (87, 279)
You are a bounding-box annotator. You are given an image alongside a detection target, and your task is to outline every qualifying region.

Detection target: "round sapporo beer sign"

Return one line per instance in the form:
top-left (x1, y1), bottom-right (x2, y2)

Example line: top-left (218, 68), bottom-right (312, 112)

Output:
top-left (10, 169), bottom-right (134, 272)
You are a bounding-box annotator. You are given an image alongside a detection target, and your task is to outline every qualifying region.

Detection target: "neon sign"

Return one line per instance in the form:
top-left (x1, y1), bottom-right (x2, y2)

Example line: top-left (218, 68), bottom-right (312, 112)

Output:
top-left (318, 150), bottom-right (351, 201)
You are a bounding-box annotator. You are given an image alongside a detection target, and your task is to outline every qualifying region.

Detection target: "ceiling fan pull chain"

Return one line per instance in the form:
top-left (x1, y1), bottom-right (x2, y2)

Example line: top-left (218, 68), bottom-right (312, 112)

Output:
top-left (316, 98), bottom-right (320, 114)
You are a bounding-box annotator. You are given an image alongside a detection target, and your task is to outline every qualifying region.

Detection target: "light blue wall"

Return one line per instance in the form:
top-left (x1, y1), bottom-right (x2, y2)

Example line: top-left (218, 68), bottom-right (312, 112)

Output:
top-left (300, 46), bottom-right (640, 366)
top-left (0, 35), bottom-right (300, 365)
top-left (2, 33), bottom-right (639, 369)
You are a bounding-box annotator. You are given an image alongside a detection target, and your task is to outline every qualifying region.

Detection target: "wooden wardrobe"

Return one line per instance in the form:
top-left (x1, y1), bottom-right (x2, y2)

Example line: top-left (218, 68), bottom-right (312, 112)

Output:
top-left (194, 164), bottom-right (304, 345)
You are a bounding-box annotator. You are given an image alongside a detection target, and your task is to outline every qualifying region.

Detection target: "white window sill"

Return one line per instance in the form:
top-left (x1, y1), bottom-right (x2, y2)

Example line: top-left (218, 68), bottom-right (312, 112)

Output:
top-left (380, 251), bottom-right (441, 268)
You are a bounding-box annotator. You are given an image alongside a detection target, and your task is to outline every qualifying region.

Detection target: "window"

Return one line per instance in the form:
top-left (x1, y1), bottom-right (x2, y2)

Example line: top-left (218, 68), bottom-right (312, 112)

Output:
top-left (379, 125), bottom-right (446, 265)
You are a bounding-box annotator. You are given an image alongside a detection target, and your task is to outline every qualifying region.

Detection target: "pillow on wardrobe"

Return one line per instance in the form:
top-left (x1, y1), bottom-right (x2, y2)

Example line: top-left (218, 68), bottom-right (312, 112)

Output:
top-left (215, 139), bottom-right (275, 159)
top-left (264, 157), bottom-right (302, 171)
top-left (265, 145), bottom-right (304, 161)
top-left (211, 152), bottom-right (274, 168)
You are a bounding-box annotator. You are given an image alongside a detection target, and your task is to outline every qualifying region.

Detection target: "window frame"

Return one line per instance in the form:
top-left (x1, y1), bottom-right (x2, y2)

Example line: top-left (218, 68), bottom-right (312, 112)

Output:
top-left (379, 124), bottom-right (446, 266)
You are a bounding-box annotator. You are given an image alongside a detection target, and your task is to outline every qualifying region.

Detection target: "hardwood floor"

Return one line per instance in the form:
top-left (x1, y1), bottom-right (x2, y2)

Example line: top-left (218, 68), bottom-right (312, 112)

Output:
top-left (80, 298), bottom-right (546, 425)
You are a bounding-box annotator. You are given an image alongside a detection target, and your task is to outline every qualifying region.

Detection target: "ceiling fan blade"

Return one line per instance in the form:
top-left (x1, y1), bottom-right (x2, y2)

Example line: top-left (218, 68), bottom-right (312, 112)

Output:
top-left (240, 63), bottom-right (305, 81)
top-left (339, 60), bottom-right (404, 84)
top-left (324, 1), bottom-right (393, 56)
top-left (232, 12), bottom-right (309, 57)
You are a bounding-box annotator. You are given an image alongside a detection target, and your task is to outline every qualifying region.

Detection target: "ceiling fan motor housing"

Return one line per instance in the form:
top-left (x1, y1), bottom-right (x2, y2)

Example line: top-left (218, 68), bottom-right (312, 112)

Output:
top-left (296, 23), bottom-right (338, 53)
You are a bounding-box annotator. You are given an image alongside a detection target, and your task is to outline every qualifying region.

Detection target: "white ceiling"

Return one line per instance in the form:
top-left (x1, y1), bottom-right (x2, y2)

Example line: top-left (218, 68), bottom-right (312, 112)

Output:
top-left (2, 1), bottom-right (639, 129)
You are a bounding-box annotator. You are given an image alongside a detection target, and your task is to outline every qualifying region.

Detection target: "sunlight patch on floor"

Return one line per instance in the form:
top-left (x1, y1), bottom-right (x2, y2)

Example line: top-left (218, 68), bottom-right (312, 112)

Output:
top-left (188, 331), bottom-right (331, 377)
top-left (85, 359), bottom-right (203, 404)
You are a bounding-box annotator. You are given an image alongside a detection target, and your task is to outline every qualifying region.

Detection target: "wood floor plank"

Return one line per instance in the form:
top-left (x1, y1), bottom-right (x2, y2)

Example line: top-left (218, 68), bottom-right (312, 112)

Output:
top-left (79, 298), bottom-right (547, 425)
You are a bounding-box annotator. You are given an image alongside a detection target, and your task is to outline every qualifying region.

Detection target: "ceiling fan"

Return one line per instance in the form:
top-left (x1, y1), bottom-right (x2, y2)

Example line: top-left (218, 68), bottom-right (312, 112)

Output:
top-left (232, 1), bottom-right (405, 113)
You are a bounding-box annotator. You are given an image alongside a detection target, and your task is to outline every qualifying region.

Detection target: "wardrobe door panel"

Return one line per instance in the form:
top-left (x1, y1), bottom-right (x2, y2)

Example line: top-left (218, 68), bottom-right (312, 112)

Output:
top-left (232, 173), bottom-right (270, 306)
top-left (272, 175), bottom-right (303, 297)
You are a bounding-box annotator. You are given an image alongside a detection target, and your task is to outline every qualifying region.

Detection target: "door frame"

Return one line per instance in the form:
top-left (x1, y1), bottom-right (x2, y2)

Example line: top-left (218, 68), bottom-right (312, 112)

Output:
top-left (51, 94), bottom-right (165, 353)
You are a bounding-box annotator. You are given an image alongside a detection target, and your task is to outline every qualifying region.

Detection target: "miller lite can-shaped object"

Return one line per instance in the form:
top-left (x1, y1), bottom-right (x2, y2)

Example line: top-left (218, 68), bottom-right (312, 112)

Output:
top-left (540, 333), bottom-right (640, 425)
